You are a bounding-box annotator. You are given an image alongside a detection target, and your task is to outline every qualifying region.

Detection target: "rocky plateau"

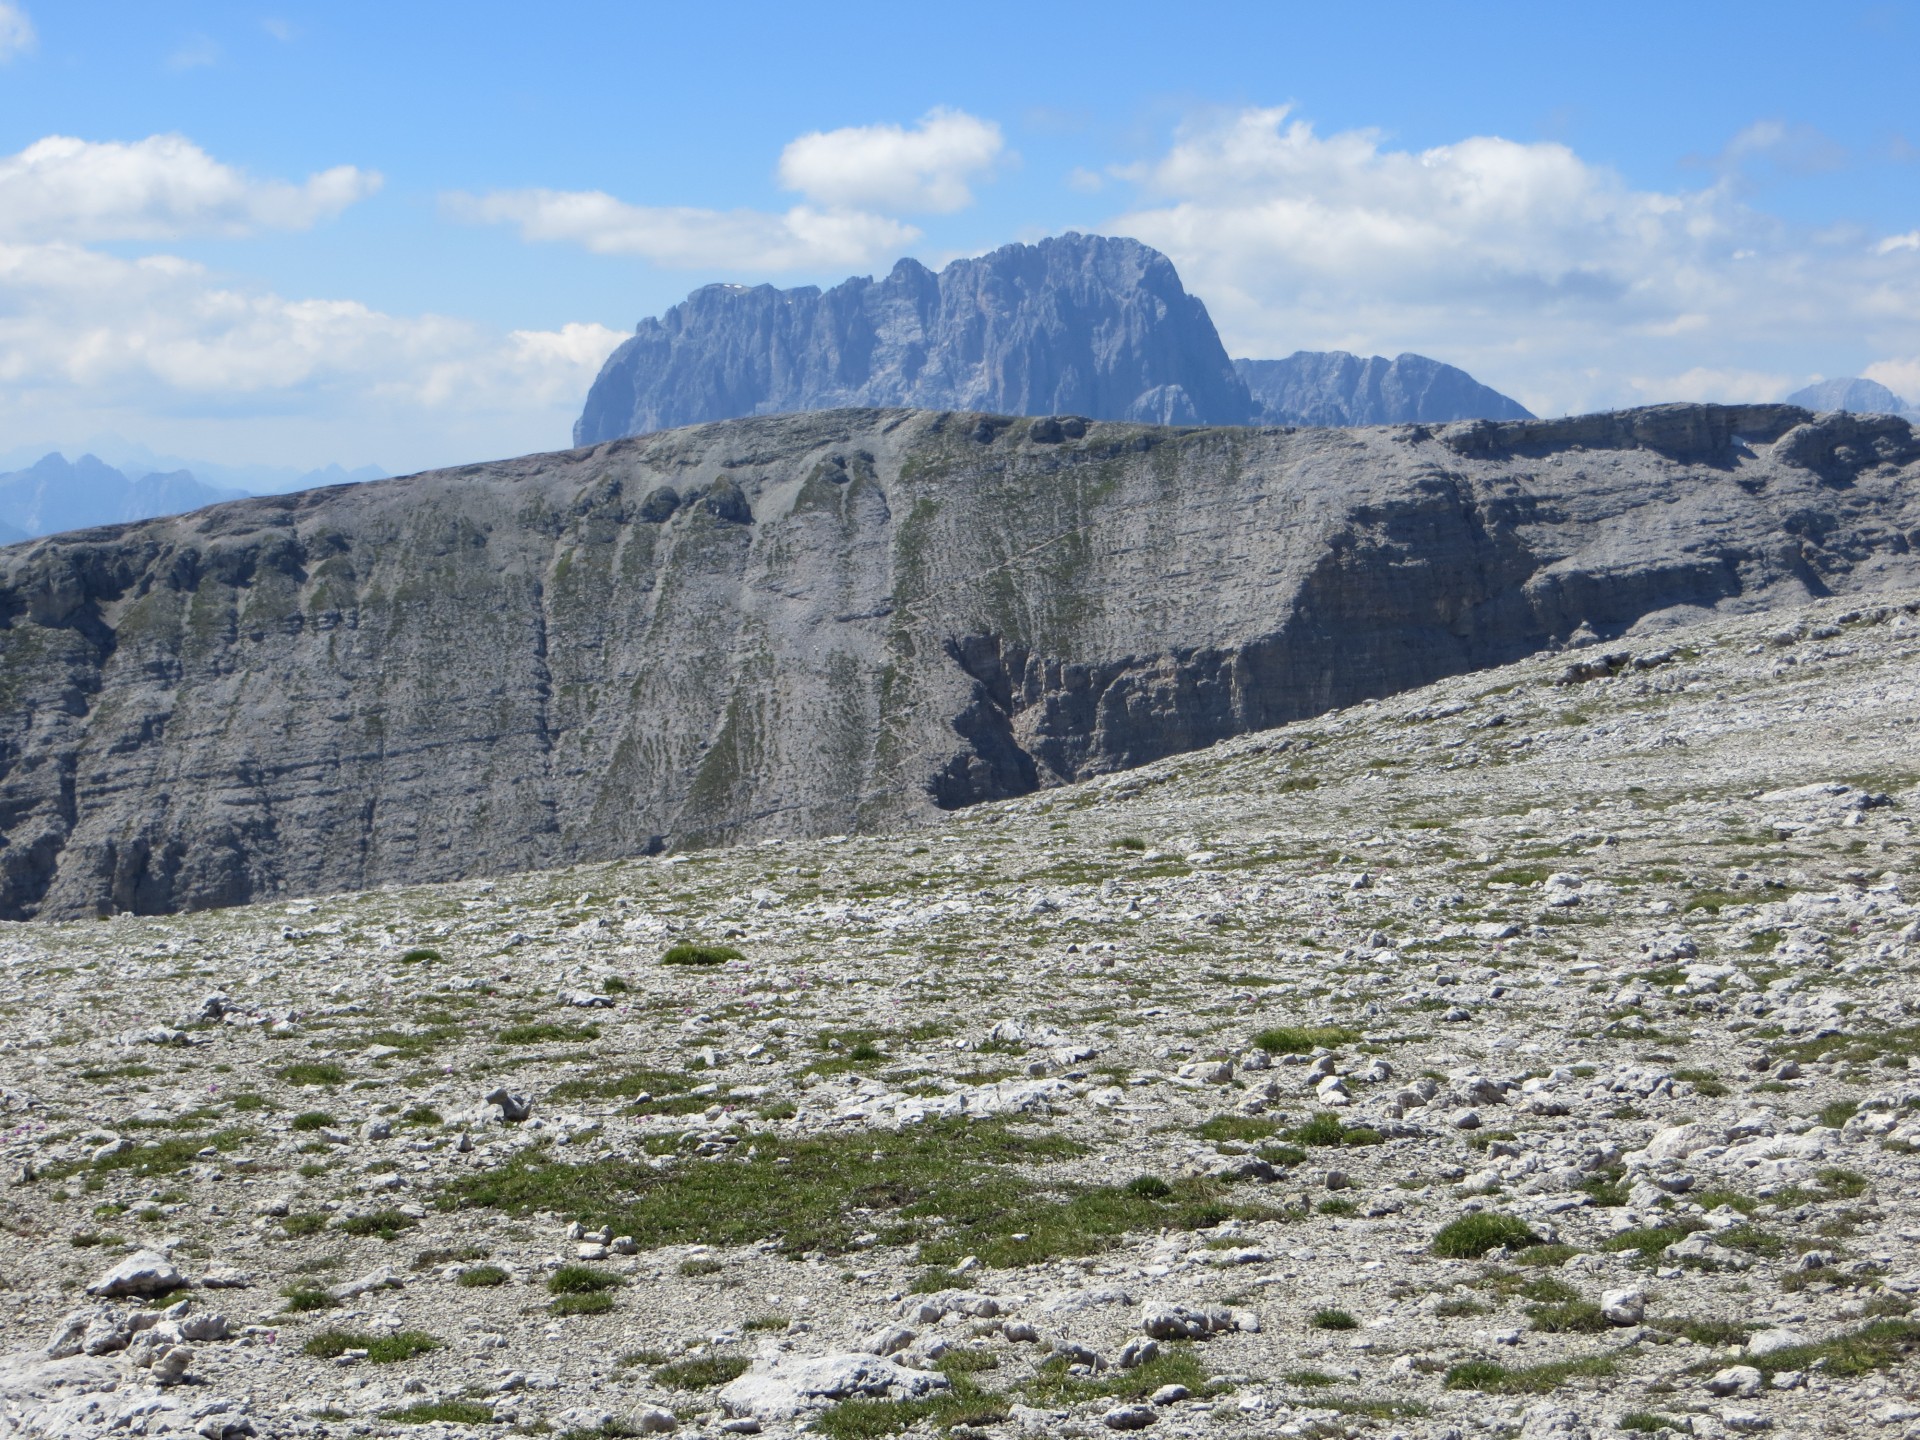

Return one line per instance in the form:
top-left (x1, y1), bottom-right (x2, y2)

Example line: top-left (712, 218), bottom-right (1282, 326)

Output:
top-left (1, 589), bottom-right (1919, 1440)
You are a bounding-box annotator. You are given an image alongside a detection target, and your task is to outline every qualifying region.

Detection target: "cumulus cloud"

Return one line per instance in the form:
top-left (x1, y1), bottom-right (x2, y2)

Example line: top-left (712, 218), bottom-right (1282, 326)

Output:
top-left (0, 240), bottom-right (618, 403)
top-left (0, 134), bottom-right (380, 242)
top-left (447, 189), bottom-right (916, 271)
top-left (458, 109), bottom-right (1005, 271)
top-left (777, 107), bottom-right (1004, 213)
top-left (1862, 358), bottom-right (1920, 405)
top-left (0, 237), bottom-right (623, 467)
top-left (0, 132), bottom-right (618, 470)
top-left (1106, 106), bottom-right (1920, 416)
top-left (0, 3), bottom-right (32, 61)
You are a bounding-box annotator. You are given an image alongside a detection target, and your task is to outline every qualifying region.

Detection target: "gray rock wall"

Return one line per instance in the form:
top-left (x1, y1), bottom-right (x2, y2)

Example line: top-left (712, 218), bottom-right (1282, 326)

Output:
top-left (2, 402), bottom-right (1917, 919)
top-left (574, 234), bottom-right (1255, 443)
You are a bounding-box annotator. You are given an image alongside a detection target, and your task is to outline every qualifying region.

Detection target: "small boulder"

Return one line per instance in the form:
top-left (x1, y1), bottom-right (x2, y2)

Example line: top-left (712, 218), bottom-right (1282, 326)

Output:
top-left (1706, 1364), bottom-right (1764, 1398)
top-left (86, 1250), bottom-right (184, 1298)
top-left (1141, 1303), bottom-right (1212, 1341)
top-left (1746, 1327), bottom-right (1807, 1358)
top-left (1599, 1288), bottom-right (1644, 1326)
top-left (485, 1087), bottom-right (532, 1122)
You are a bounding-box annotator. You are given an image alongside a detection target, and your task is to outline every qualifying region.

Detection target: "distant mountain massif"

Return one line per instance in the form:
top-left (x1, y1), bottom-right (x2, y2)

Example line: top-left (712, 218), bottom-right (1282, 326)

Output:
top-left (1786, 377), bottom-right (1920, 423)
top-left (0, 453), bottom-right (389, 547)
top-left (575, 233), bottom-right (1533, 444)
top-left (0, 454), bottom-right (244, 544)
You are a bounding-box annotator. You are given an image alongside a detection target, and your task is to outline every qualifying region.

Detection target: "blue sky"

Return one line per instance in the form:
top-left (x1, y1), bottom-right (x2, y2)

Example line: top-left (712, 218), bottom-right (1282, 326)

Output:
top-left (0, 0), bottom-right (1916, 473)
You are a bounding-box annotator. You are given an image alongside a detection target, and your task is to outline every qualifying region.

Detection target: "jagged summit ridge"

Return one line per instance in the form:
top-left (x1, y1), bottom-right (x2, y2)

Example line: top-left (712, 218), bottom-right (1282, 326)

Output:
top-left (575, 233), bottom-right (1255, 443)
top-left (574, 233), bottom-right (1534, 444)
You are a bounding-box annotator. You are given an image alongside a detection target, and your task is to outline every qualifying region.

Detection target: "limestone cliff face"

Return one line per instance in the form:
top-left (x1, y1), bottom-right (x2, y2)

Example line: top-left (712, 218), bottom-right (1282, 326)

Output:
top-left (574, 234), bottom-right (1255, 443)
top-left (2, 403), bottom-right (1917, 919)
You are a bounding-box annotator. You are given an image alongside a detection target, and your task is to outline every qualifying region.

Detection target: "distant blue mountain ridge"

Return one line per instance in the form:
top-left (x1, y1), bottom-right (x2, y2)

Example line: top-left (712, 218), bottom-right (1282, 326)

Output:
top-left (1785, 377), bottom-right (1920, 422)
top-left (0, 451), bottom-right (389, 546)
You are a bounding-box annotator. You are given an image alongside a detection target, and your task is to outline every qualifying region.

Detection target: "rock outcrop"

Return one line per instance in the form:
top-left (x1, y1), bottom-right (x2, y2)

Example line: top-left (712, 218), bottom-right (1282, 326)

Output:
top-left (2, 401), bottom-right (1917, 919)
top-left (1235, 351), bottom-right (1533, 426)
top-left (574, 233), bottom-right (1256, 443)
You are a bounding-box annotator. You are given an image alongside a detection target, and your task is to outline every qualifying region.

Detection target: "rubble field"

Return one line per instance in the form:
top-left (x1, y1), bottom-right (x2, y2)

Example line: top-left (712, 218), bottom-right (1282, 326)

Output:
top-left (4, 591), bottom-right (1920, 1440)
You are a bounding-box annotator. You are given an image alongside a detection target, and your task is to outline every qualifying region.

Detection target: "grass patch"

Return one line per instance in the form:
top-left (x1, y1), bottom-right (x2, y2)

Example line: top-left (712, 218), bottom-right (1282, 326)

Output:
top-left (280, 1285), bottom-right (335, 1313)
top-left (399, 948), bottom-right (441, 965)
top-left (549, 1068), bottom-right (694, 1104)
top-left (457, 1264), bottom-right (509, 1287)
top-left (937, 1349), bottom-right (1001, 1374)
top-left (1444, 1350), bottom-right (1621, 1393)
top-left (653, 1353), bottom-right (750, 1389)
top-left (1820, 1098), bottom-right (1860, 1129)
top-left (1195, 1114), bottom-right (1279, 1143)
top-left (1253, 1026), bottom-right (1358, 1055)
top-left (1528, 1301), bottom-right (1610, 1333)
top-left (304, 1329), bottom-right (439, 1363)
top-left (279, 1062), bottom-right (345, 1086)
top-left (1672, 1068), bottom-right (1729, 1098)
top-left (1310, 1308), bottom-right (1358, 1330)
top-left (499, 1021), bottom-right (600, 1045)
top-left (552, 1290), bottom-right (616, 1315)
top-left (815, 1375), bottom-right (1006, 1439)
top-left (662, 942), bottom-right (744, 966)
top-left (1432, 1213), bottom-right (1539, 1259)
top-left (380, 1401), bottom-right (493, 1425)
top-left (1735, 1320), bottom-right (1920, 1379)
top-left (1021, 1347), bottom-right (1218, 1408)
top-left (1618, 1413), bottom-right (1680, 1433)
top-left (1287, 1113), bottom-right (1383, 1147)
top-left (548, 1264), bottom-right (623, 1293)
top-left (679, 1257), bottom-right (725, 1276)
top-left (290, 1111), bottom-right (333, 1132)
top-left (338, 1208), bottom-right (418, 1240)
top-left (1669, 1317), bottom-right (1752, 1346)
top-left (440, 1117), bottom-right (1277, 1266)
top-left (1603, 1221), bottom-right (1705, 1262)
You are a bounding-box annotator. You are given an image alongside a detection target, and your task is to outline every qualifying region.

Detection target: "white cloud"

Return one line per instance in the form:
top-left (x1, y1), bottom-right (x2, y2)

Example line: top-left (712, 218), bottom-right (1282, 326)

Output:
top-left (1862, 358), bottom-right (1920, 405)
top-left (448, 188), bottom-right (917, 271)
top-left (0, 3), bottom-right (32, 61)
top-left (1106, 106), bottom-right (1920, 416)
top-left (455, 109), bottom-right (1005, 271)
top-left (0, 237), bottom-right (624, 469)
top-left (777, 107), bottom-right (1004, 214)
top-left (0, 132), bottom-right (615, 471)
top-left (1876, 231), bottom-right (1920, 255)
top-left (0, 134), bottom-right (380, 243)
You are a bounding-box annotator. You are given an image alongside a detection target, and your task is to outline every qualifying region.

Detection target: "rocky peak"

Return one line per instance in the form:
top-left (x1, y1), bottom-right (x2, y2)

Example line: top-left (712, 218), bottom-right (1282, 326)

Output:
top-left (574, 233), bottom-right (1256, 443)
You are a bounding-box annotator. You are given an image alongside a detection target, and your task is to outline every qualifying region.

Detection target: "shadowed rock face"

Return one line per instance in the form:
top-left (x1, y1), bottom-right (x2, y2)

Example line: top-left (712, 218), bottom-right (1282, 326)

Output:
top-left (574, 234), bottom-right (1255, 444)
top-left (2, 402), bottom-right (1917, 920)
top-left (1235, 352), bottom-right (1533, 426)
